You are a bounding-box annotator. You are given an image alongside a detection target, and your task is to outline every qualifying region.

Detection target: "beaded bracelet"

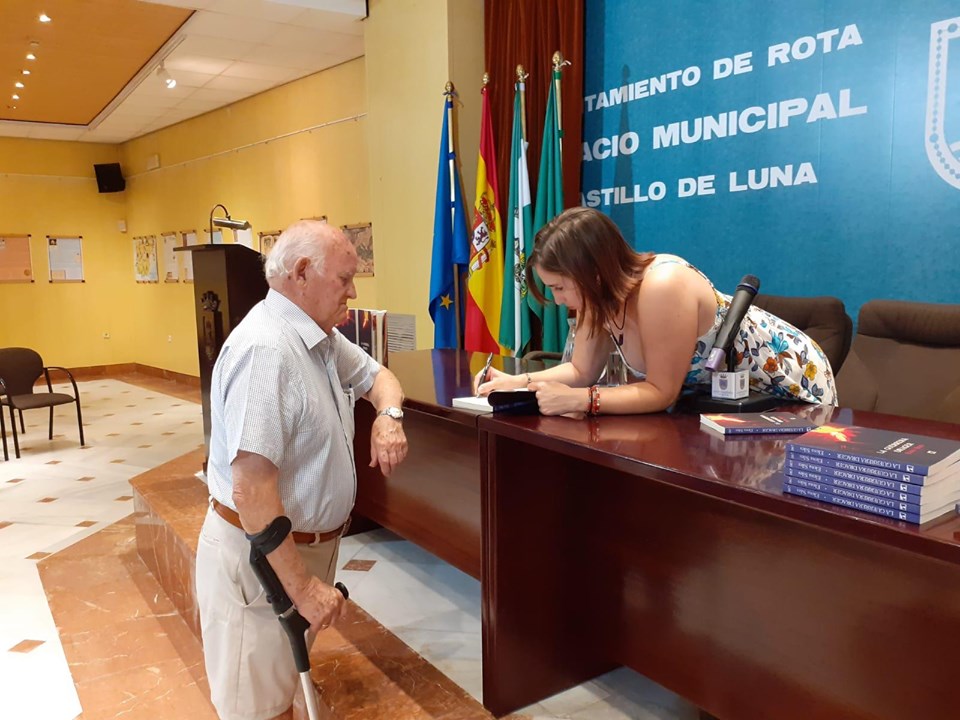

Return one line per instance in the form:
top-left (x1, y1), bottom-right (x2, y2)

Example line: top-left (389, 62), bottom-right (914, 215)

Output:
top-left (588, 384), bottom-right (601, 415)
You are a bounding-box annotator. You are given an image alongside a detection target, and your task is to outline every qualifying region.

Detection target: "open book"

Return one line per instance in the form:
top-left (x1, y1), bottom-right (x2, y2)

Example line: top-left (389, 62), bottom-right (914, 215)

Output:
top-left (452, 395), bottom-right (493, 413)
top-left (452, 390), bottom-right (538, 415)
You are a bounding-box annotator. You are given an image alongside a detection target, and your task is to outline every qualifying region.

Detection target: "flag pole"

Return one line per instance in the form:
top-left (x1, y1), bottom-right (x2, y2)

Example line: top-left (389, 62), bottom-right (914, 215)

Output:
top-left (445, 81), bottom-right (463, 349)
top-left (552, 51), bottom-right (571, 162)
top-left (517, 64), bottom-right (528, 142)
top-left (515, 64), bottom-right (529, 351)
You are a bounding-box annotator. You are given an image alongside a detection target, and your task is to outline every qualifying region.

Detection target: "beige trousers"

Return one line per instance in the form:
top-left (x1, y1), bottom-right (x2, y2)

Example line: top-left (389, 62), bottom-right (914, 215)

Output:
top-left (196, 505), bottom-right (340, 720)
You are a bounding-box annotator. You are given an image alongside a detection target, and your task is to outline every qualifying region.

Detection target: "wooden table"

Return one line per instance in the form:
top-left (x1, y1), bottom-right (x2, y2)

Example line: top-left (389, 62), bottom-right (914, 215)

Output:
top-left (355, 350), bottom-right (960, 719)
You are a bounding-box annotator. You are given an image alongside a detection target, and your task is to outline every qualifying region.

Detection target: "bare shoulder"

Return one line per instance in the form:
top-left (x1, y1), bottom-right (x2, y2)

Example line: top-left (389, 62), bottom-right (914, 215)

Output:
top-left (639, 256), bottom-right (706, 296)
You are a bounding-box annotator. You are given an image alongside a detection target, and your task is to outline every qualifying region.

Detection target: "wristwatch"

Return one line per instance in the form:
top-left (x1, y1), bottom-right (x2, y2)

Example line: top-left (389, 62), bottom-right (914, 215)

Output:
top-left (377, 406), bottom-right (404, 421)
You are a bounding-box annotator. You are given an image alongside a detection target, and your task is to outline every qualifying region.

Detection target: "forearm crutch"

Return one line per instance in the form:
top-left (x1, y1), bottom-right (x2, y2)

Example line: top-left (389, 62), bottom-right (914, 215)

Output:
top-left (247, 519), bottom-right (348, 720)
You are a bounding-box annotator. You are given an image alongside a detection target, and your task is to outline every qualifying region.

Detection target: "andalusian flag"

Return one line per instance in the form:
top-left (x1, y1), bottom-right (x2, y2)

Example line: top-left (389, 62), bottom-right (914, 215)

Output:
top-left (531, 67), bottom-right (567, 353)
top-left (464, 84), bottom-right (505, 353)
top-left (498, 79), bottom-right (533, 356)
top-left (429, 93), bottom-right (470, 349)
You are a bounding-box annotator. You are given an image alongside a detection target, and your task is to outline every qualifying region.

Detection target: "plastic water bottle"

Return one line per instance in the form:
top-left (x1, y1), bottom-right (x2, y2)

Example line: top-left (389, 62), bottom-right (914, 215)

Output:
top-left (561, 317), bottom-right (576, 363)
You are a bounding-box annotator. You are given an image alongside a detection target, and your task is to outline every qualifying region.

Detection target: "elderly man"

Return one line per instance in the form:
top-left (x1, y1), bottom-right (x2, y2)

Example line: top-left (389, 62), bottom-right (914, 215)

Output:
top-left (196, 219), bottom-right (408, 720)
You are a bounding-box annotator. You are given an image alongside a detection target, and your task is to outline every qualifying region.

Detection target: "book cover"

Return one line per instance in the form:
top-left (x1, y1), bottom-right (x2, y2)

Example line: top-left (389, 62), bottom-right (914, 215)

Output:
top-left (783, 481), bottom-right (924, 524)
top-left (786, 425), bottom-right (960, 475)
top-left (784, 472), bottom-right (944, 512)
top-left (783, 458), bottom-right (923, 496)
top-left (782, 449), bottom-right (948, 486)
top-left (488, 389), bottom-right (539, 415)
top-left (700, 412), bottom-right (817, 435)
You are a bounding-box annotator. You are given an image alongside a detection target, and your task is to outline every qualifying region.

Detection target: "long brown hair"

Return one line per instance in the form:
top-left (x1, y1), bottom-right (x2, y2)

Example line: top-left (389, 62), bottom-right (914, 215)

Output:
top-left (526, 207), bottom-right (654, 338)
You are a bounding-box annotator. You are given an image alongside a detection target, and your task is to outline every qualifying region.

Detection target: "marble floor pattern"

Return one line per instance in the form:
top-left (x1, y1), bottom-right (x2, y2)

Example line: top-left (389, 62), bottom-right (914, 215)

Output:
top-left (1, 375), bottom-right (698, 720)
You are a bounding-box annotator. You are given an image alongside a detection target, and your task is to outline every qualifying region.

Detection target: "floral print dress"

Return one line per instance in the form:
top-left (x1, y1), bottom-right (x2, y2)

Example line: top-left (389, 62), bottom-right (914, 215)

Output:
top-left (681, 262), bottom-right (838, 405)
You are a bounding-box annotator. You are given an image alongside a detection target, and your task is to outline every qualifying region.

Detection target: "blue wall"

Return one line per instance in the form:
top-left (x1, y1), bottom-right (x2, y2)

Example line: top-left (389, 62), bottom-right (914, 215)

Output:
top-left (582, 1), bottom-right (960, 320)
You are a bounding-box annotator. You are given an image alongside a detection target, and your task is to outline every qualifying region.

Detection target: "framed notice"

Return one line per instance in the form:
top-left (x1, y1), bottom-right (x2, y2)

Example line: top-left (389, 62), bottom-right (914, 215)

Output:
top-left (259, 230), bottom-right (281, 257)
top-left (0, 234), bottom-right (33, 282)
top-left (342, 222), bottom-right (374, 276)
top-left (181, 230), bottom-right (196, 282)
top-left (134, 235), bottom-right (159, 283)
top-left (47, 236), bottom-right (84, 282)
top-left (161, 232), bottom-right (179, 282)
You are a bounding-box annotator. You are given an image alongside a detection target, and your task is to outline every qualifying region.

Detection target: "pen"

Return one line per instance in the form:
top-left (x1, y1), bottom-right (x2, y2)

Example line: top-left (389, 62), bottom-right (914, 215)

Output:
top-left (477, 352), bottom-right (494, 397)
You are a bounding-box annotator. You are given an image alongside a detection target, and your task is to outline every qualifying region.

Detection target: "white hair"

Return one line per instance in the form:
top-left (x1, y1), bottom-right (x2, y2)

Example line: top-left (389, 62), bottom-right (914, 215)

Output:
top-left (264, 220), bottom-right (330, 280)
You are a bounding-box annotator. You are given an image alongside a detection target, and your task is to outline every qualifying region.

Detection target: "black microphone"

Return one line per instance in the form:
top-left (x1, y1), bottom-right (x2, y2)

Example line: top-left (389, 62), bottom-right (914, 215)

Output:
top-left (705, 274), bottom-right (760, 372)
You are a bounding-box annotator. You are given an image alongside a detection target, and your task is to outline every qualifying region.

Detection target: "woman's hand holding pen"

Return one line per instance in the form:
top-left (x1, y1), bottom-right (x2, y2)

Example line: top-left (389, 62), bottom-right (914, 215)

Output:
top-left (473, 367), bottom-right (530, 396)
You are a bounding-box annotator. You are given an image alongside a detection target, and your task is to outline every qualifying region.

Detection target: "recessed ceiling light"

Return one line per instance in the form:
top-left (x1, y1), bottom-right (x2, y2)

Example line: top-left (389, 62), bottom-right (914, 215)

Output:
top-left (26, 53), bottom-right (36, 61)
top-left (39, 13), bottom-right (52, 23)
top-left (15, 82), bottom-right (24, 88)
top-left (12, 94), bottom-right (20, 100)
top-left (22, 70), bottom-right (30, 75)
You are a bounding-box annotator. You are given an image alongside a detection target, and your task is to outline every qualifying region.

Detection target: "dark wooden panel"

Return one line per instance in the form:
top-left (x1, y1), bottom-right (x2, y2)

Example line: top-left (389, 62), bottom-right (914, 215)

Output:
top-left (482, 433), bottom-right (619, 716)
top-left (480, 408), bottom-right (960, 719)
top-left (354, 400), bottom-right (481, 579)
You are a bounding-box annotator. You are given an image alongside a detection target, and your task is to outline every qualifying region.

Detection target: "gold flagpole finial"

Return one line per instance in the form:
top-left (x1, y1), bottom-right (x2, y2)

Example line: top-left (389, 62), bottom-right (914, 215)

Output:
top-left (552, 51), bottom-right (571, 71)
top-left (515, 64), bottom-right (528, 82)
top-left (444, 81), bottom-right (454, 95)
top-left (482, 72), bottom-right (490, 87)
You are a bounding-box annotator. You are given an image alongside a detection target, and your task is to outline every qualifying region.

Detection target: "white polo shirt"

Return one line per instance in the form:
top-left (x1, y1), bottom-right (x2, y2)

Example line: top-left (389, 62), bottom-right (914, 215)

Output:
top-left (207, 289), bottom-right (380, 531)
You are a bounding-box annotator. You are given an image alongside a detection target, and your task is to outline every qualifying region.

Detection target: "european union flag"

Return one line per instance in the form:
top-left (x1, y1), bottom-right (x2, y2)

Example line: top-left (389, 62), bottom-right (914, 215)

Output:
top-left (429, 94), bottom-right (470, 349)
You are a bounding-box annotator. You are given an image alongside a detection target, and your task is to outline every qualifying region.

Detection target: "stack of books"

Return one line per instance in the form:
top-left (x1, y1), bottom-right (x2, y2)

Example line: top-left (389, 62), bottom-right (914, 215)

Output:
top-left (783, 424), bottom-right (960, 524)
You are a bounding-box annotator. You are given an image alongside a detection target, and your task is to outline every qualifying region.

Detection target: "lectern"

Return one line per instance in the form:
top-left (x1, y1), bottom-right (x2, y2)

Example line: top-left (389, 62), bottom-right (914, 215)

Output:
top-left (175, 244), bottom-right (269, 458)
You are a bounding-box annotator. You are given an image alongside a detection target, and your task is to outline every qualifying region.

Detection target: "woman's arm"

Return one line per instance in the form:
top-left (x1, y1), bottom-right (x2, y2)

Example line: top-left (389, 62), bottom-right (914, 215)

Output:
top-left (594, 265), bottom-right (702, 414)
top-left (532, 265), bottom-right (703, 415)
top-left (475, 317), bottom-right (609, 394)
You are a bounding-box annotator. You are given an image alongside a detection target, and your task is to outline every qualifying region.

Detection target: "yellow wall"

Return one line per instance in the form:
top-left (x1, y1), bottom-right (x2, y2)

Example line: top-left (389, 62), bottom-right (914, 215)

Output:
top-left (365, 0), bottom-right (484, 348)
top-left (0, 0), bottom-right (485, 373)
top-left (0, 139), bottom-right (129, 367)
top-left (119, 58), bottom-right (371, 375)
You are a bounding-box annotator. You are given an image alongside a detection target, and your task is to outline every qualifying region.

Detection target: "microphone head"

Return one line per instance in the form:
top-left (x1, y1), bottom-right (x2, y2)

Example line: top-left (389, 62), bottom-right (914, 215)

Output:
top-left (736, 274), bottom-right (760, 295)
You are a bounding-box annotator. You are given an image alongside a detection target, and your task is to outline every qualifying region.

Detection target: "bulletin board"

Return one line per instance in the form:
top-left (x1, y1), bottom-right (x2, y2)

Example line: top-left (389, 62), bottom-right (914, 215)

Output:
top-left (343, 222), bottom-right (374, 276)
top-left (0, 235), bottom-right (33, 282)
top-left (181, 230), bottom-right (196, 282)
top-left (134, 235), bottom-right (159, 283)
top-left (47, 236), bottom-right (84, 282)
top-left (161, 232), bottom-right (179, 282)
top-left (259, 230), bottom-right (281, 257)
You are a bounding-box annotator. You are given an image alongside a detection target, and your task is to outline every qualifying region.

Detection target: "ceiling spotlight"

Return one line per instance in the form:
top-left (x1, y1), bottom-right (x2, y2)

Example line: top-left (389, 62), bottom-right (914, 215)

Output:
top-left (26, 53), bottom-right (36, 60)
top-left (22, 69), bottom-right (30, 75)
top-left (39, 13), bottom-right (52, 23)
top-left (12, 94), bottom-right (19, 100)
top-left (15, 82), bottom-right (24, 88)
top-left (157, 63), bottom-right (176, 89)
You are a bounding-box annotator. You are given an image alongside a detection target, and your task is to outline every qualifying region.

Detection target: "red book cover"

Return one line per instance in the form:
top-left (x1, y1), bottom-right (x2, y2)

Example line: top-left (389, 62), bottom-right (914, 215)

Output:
top-left (787, 424), bottom-right (960, 476)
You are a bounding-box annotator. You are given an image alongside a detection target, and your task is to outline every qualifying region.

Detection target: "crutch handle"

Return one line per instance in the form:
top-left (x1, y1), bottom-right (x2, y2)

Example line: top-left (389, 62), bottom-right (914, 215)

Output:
top-left (248, 543), bottom-right (350, 672)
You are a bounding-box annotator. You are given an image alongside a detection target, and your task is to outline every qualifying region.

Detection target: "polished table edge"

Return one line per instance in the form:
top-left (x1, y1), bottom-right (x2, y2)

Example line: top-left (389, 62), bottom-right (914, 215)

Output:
top-left (478, 413), bottom-right (960, 566)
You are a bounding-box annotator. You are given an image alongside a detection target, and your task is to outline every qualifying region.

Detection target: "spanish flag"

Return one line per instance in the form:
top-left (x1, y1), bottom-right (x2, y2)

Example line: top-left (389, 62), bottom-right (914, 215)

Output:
top-left (464, 81), bottom-right (505, 353)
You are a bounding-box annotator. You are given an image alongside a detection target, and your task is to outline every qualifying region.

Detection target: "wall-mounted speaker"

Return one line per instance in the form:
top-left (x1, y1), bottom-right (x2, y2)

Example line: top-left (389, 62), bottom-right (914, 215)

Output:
top-left (93, 162), bottom-right (126, 193)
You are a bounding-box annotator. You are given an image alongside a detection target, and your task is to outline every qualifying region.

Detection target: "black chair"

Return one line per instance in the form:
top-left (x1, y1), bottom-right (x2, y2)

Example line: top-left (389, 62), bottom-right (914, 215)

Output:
top-left (0, 386), bottom-right (7, 461)
top-left (0, 348), bottom-right (85, 459)
top-left (521, 350), bottom-right (563, 363)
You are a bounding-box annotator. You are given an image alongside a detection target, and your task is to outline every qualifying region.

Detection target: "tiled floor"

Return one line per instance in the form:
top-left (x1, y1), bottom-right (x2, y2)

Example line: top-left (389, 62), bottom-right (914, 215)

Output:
top-left (1, 376), bottom-right (698, 720)
top-left (0, 377), bottom-right (205, 720)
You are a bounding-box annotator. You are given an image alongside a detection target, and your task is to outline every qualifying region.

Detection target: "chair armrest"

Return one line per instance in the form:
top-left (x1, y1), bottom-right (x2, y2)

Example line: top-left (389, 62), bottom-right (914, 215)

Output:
top-left (43, 366), bottom-right (81, 397)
